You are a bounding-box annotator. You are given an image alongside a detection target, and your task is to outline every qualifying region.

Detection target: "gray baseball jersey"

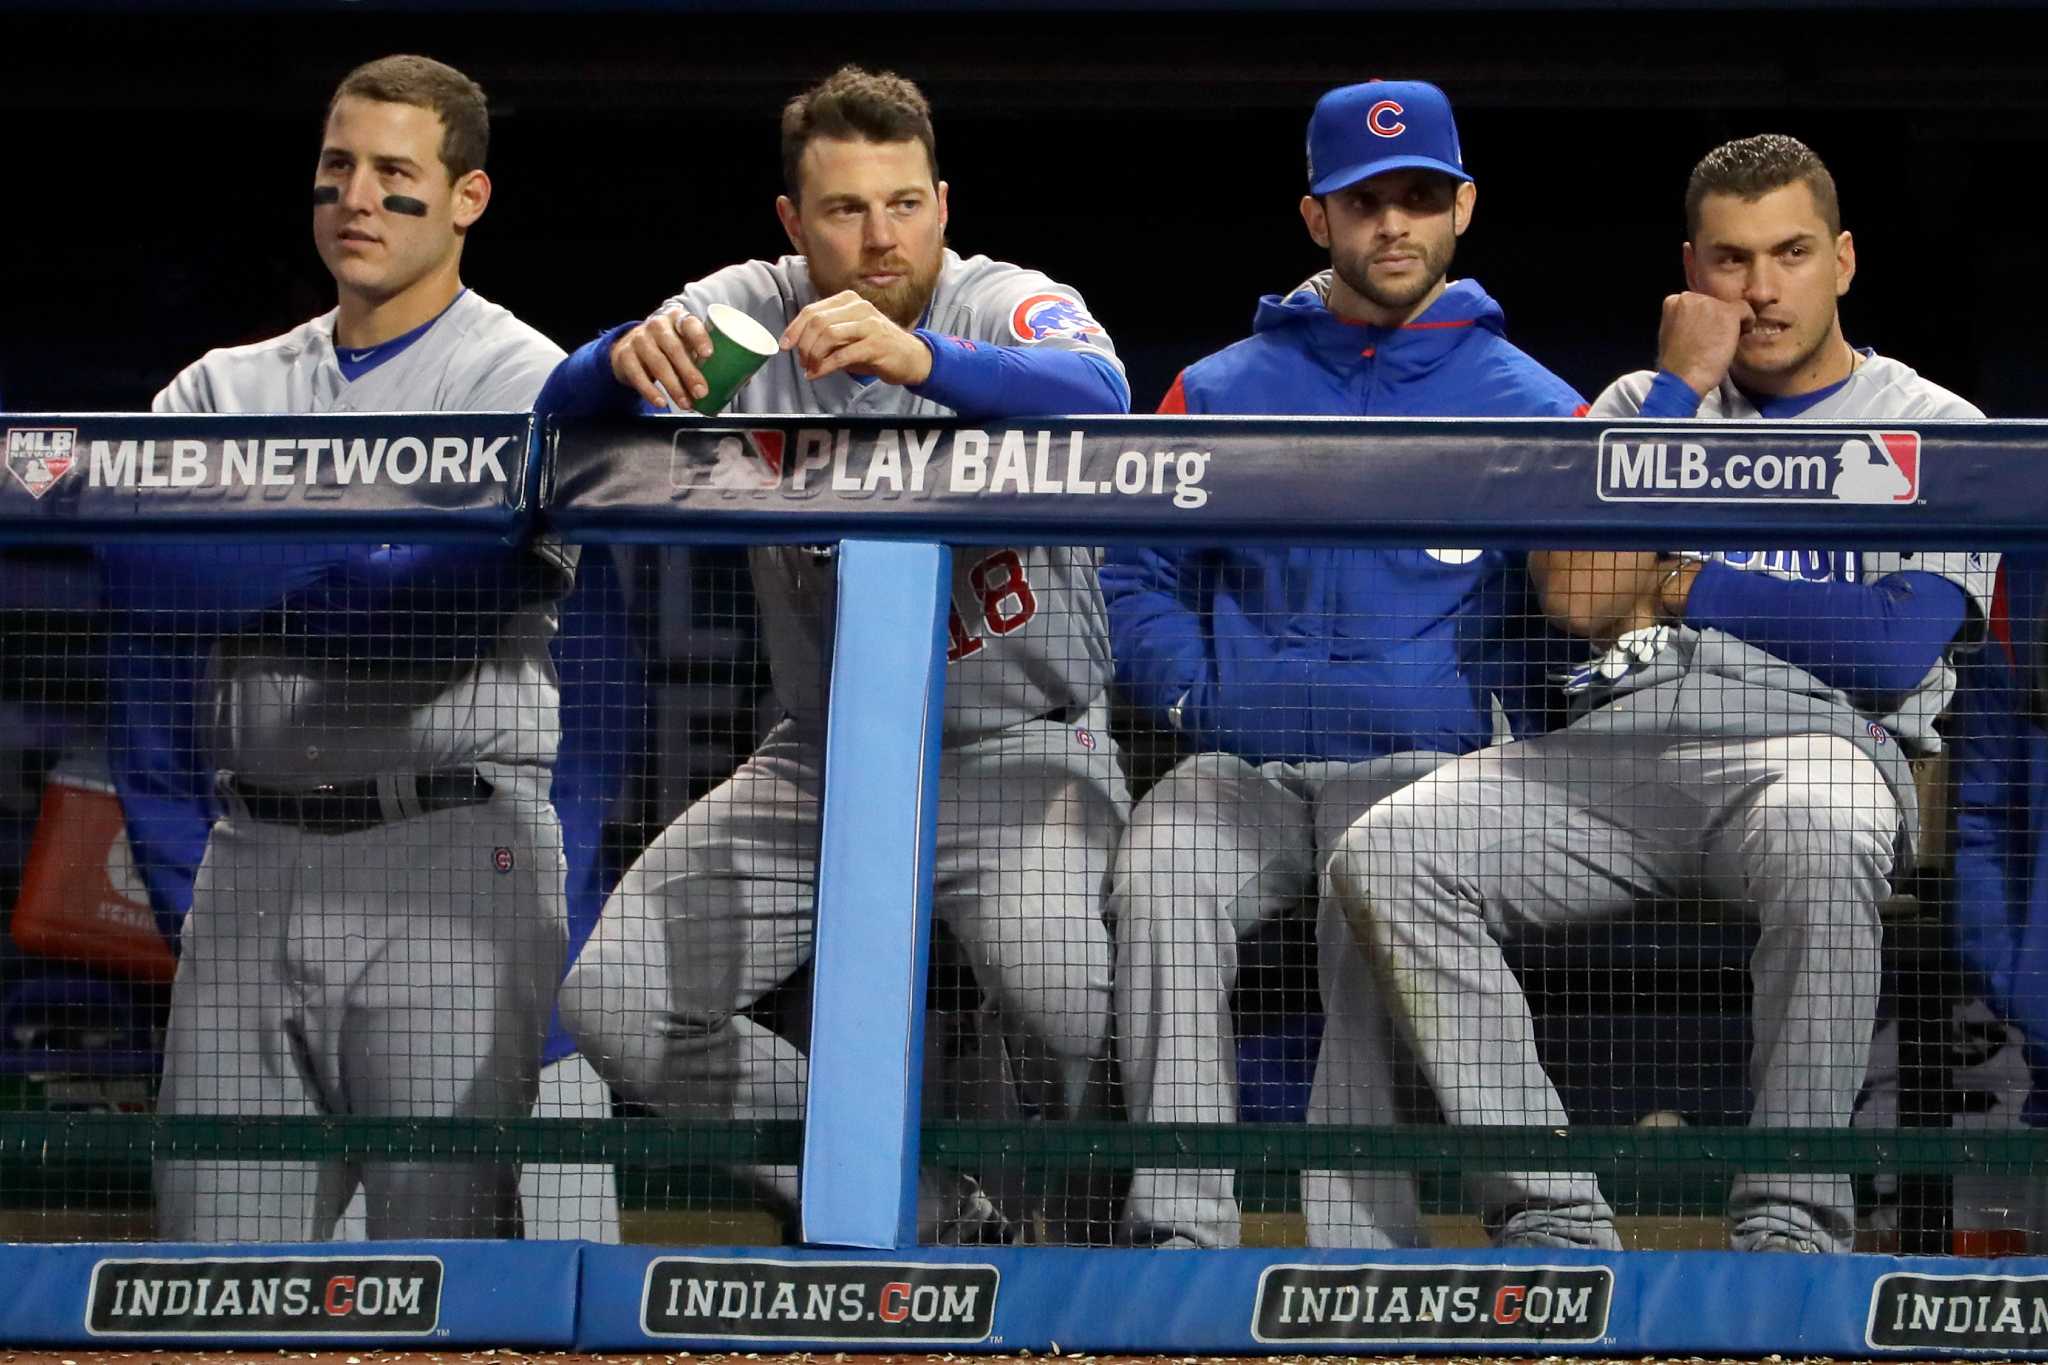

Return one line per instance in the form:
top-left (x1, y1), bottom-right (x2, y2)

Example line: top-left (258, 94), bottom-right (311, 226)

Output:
top-left (663, 251), bottom-right (1123, 739)
top-left (150, 288), bottom-right (574, 1242)
top-left (152, 289), bottom-right (574, 784)
top-left (562, 256), bottom-right (1132, 1239)
top-left (1317, 352), bottom-right (1989, 1254)
top-left (1587, 355), bottom-right (1993, 759)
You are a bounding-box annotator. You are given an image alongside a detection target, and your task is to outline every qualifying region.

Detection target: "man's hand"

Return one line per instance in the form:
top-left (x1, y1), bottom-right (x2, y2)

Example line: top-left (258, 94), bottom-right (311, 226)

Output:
top-left (610, 309), bottom-right (714, 409)
top-left (1533, 552), bottom-right (1705, 643)
top-left (1657, 291), bottom-right (1750, 397)
top-left (1531, 550), bottom-right (1667, 642)
top-left (781, 291), bottom-right (933, 385)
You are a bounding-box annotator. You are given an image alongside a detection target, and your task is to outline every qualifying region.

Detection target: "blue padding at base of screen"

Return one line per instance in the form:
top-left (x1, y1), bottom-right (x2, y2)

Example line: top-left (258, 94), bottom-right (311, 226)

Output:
top-left (11, 1240), bottom-right (2048, 1354)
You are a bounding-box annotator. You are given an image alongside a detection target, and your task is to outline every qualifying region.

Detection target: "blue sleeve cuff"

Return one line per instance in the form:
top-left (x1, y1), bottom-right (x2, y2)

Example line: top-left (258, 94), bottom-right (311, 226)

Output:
top-left (911, 331), bottom-right (1130, 418)
top-left (1684, 563), bottom-right (1968, 703)
top-left (535, 323), bottom-right (643, 419)
top-left (1640, 369), bottom-right (1707, 418)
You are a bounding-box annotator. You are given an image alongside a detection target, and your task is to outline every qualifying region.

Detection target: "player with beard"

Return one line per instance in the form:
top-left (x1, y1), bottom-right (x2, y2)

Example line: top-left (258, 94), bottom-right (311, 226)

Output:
top-left (1101, 80), bottom-right (1584, 1249)
top-left (541, 65), bottom-right (1132, 1241)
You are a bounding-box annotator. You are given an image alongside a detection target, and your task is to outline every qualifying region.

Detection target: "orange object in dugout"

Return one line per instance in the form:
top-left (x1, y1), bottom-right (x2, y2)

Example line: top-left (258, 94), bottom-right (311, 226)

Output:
top-left (10, 755), bottom-right (177, 983)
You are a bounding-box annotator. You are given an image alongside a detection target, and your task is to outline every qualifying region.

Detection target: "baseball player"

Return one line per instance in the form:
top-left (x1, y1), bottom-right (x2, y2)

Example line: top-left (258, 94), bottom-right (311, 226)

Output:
top-left (1101, 80), bottom-right (1583, 1250)
top-left (546, 65), bottom-right (1132, 1240)
top-left (105, 54), bottom-right (583, 1242)
top-left (1328, 133), bottom-right (1992, 1252)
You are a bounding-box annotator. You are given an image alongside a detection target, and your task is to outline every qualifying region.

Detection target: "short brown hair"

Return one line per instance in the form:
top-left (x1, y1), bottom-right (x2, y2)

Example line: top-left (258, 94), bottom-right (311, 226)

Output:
top-left (329, 54), bottom-right (490, 181)
top-left (780, 65), bottom-right (938, 199)
top-left (1684, 133), bottom-right (1840, 240)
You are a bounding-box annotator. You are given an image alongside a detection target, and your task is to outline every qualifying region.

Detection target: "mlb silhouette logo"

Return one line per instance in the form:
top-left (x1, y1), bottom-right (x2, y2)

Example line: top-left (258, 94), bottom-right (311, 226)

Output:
top-left (6, 426), bottom-right (79, 500)
top-left (1831, 432), bottom-right (1919, 504)
top-left (671, 428), bottom-right (785, 496)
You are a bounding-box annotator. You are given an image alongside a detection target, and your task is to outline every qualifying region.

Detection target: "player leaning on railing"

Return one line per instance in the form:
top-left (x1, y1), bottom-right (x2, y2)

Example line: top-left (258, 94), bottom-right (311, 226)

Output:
top-left (1326, 133), bottom-right (1992, 1254)
top-left (540, 64), bottom-right (1132, 1243)
top-left (95, 54), bottom-right (598, 1242)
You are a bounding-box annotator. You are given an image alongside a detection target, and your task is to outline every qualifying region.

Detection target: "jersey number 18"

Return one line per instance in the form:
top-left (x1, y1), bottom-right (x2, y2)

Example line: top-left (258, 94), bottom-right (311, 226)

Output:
top-left (946, 549), bottom-right (1039, 660)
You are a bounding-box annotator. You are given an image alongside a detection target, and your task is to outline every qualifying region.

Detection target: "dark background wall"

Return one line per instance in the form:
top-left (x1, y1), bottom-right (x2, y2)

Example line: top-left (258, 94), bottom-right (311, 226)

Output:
top-left (1, 4), bottom-right (2041, 414)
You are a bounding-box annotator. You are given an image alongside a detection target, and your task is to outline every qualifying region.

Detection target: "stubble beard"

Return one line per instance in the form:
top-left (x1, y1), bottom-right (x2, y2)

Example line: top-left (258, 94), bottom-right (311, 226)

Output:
top-left (1732, 312), bottom-right (1840, 391)
top-left (848, 246), bottom-right (944, 330)
top-left (1331, 236), bottom-right (1452, 317)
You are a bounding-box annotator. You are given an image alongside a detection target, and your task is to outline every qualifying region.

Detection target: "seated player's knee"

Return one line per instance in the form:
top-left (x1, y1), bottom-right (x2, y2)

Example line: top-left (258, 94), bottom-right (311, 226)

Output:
top-left (1004, 964), bottom-right (1110, 1067)
top-left (1741, 735), bottom-right (1896, 923)
top-left (556, 954), bottom-right (625, 1082)
top-left (1111, 754), bottom-right (1259, 887)
top-left (615, 820), bottom-right (745, 899)
top-left (1325, 794), bottom-right (1428, 944)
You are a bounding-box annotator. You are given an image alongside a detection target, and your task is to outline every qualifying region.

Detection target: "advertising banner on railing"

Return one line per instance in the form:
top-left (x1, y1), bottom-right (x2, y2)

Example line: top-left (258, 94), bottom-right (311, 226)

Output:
top-left (0, 414), bottom-right (537, 541)
top-left (546, 415), bottom-right (2047, 548)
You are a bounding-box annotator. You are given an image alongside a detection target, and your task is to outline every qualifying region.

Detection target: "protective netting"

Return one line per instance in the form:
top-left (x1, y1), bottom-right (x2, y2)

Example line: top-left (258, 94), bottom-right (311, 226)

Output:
top-left (0, 528), bottom-right (2038, 1254)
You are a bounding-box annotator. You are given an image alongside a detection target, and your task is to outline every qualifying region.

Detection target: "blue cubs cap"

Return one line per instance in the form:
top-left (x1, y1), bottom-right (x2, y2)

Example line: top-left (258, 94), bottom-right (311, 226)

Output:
top-left (1307, 80), bottom-right (1469, 195)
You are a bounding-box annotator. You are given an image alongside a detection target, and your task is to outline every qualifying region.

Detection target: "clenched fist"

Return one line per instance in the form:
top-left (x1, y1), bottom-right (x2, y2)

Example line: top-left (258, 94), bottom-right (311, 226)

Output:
top-left (1657, 291), bottom-right (1750, 398)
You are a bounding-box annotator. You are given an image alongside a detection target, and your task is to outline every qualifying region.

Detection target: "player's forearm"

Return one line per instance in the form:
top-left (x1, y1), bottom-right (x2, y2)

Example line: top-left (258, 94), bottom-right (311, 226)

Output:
top-left (259, 544), bottom-right (556, 666)
top-left (97, 543), bottom-right (355, 625)
top-left (1194, 656), bottom-right (1488, 764)
top-left (1102, 546), bottom-right (1206, 723)
top-left (1530, 550), bottom-right (1665, 639)
top-left (1106, 613), bottom-right (1210, 727)
top-left (1683, 565), bottom-right (1968, 705)
top-left (535, 325), bottom-right (643, 418)
top-left (911, 336), bottom-right (1130, 418)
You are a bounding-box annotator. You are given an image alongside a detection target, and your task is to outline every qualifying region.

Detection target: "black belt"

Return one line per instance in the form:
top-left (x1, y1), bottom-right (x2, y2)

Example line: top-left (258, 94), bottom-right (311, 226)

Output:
top-left (219, 768), bottom-right (495, 835)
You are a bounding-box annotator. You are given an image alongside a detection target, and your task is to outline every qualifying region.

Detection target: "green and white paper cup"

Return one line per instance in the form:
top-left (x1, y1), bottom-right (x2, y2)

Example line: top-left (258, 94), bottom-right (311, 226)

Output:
top-left (692, 303), bottom-right (780, 415)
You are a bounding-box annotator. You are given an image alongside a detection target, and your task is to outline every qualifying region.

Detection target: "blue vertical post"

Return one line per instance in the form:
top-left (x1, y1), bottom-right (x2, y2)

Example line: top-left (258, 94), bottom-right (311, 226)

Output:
top-left (800, 538), bottom-right (951, 1248)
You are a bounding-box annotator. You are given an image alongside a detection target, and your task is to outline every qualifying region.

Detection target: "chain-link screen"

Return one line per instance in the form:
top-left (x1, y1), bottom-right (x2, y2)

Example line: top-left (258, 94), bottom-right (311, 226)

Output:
top-left (0, 529), bottom-right (2038, 1256)
top-left (924, 538), bottom-right (2020, 1256)
top-left (2, 541), bottom-right (780, 1244)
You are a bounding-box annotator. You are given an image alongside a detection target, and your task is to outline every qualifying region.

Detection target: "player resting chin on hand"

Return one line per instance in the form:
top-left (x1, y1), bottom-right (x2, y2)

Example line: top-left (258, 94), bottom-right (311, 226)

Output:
top-left (1326, 133), bottom-right (1992, 1255)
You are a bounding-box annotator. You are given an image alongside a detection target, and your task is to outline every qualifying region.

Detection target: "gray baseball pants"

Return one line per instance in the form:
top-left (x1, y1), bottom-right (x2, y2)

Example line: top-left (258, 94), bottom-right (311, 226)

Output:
top-left (1111, 750), bottom-right (1448, 1248)
top-left (1327, 728), bottom-right (1895, 1251)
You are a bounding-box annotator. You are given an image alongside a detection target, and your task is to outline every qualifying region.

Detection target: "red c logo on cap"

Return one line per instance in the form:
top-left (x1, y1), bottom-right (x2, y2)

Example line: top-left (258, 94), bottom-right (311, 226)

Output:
top-left (1367, 99), bottom-right (1406, 138)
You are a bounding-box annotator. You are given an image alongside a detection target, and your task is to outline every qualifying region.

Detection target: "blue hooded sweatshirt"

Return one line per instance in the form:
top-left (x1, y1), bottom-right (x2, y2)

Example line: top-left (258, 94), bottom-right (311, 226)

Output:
top-left (1101, 278), bottom-right (1584, 764)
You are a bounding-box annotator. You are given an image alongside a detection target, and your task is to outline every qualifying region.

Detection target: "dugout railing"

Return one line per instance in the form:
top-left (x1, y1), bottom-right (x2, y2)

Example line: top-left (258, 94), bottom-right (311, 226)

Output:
top-left (1, 410), bottom-right (2046, 1354)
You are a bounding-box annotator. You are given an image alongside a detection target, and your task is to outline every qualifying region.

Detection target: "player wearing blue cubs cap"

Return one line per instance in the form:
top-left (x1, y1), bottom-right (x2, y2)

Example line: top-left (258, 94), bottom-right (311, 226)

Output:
top-left (1306, 79), bottom-right (1470, 195)
top-left (1101, 78), bottom-right (1583, 1250)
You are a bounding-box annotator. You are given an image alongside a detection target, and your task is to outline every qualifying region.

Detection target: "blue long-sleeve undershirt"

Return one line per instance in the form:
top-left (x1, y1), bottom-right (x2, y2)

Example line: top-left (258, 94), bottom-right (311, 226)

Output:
top-left (261, 543), bottom-right (555, 664)
top-left (911, 331), bottom-right (1128, 417)
top-left (533, 321), bottom-right (1130, 421)
top-left (536, 324), bottom-right (646, 419)
top-left (1684, 560), bottom-right (1967, 709)
top-left (1639, 366), bottom-right (1853, 419)
top-left (1635, 368), bottom-right (1970, 706)
top-left (99, 541), bottom-right (548, 665)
